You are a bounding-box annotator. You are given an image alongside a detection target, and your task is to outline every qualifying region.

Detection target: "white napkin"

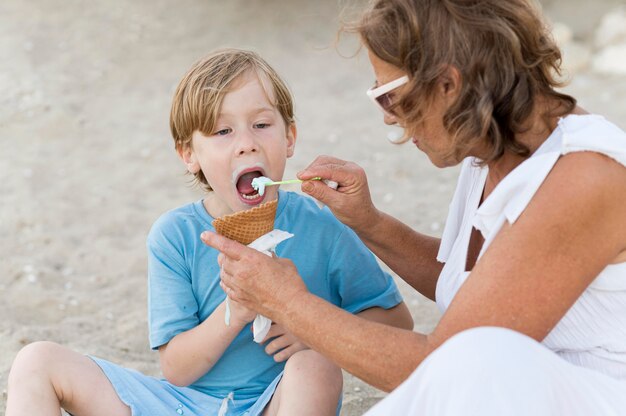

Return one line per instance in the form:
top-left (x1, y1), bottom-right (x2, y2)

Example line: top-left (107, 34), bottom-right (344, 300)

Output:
top-left (223, 229), bottom-right (294, 343)
top-left (322, 179), bottom-right (338, 190)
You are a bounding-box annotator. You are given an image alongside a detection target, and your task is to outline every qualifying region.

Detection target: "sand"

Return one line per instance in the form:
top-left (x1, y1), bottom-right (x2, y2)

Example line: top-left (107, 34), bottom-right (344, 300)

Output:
top-left (1, 0), bottom-right (625, 414)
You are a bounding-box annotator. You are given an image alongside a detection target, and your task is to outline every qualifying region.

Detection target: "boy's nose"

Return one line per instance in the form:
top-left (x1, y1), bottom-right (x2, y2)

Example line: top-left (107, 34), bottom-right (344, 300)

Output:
top-left (235, 131), bottom-right (259, 156)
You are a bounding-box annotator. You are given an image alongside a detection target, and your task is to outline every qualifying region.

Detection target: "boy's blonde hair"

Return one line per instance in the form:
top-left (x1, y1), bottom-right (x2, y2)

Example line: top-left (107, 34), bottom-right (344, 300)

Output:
top-left (170, 48), bottom-right (295, 190)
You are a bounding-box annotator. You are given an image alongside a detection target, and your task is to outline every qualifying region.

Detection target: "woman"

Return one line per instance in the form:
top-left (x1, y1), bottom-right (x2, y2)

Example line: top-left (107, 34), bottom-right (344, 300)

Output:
top-left (203, 0), bottom-right (626, 413)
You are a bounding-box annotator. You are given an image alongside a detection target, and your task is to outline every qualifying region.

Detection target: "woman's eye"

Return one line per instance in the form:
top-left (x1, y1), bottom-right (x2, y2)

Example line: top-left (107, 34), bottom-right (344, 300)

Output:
top-left (214, 128), bottom-right (231, 136)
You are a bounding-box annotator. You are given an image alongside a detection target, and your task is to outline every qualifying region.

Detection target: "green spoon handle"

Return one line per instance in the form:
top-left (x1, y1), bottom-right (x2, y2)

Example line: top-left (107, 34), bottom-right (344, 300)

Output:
top-left (268, 177), bottom-right (321, 186)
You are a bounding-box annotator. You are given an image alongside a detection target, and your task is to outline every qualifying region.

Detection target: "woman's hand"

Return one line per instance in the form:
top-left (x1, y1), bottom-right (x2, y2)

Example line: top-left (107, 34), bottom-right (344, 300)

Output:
top-left (202, 231), bottom-right (308, 320)
top-left (297, 155), bottom-right (380, 233)
top-left (261, 323), bottom-right (308, 362)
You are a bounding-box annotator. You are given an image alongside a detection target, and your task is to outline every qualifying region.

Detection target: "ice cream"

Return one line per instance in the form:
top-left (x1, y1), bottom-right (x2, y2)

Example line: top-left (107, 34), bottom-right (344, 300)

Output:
top-left (251, 176), bottom-right (273, 196)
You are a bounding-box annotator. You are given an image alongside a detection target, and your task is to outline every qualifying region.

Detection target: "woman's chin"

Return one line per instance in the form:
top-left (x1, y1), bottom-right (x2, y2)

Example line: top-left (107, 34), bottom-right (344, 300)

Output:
top-left (426, 153), bottom-right (457, 169)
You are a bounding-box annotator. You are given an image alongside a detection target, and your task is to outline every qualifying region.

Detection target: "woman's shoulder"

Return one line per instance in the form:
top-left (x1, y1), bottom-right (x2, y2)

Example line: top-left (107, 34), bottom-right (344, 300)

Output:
top-left (555, 150), bottom-right (626, 198)
top-left (555, 113), bottom-right (626, 190)
top-left (473, 115), bottom-right (626, 239)
top-left (558, 114), bottom-right (626, 167)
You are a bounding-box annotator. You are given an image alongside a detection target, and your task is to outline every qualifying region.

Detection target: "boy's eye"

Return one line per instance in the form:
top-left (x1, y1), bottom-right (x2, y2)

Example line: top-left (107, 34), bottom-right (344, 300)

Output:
top-left (214, 128), bottom-right (231, 136)
top-left (254, 123), bottom-right (270, 129)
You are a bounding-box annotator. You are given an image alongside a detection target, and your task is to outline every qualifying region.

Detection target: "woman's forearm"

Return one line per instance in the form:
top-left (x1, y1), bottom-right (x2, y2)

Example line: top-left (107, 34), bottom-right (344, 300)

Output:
top-left (355, 209), bottom-right (443, 300)
top-left (357, 303), bottom-right (414, 330)
top-left (279, 292), bottom-right (431, 391)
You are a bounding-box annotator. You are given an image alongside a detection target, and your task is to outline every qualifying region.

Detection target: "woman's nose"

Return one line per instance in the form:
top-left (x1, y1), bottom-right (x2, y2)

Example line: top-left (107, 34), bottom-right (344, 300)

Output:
top-left (383, 113), bottom-right (398, 126)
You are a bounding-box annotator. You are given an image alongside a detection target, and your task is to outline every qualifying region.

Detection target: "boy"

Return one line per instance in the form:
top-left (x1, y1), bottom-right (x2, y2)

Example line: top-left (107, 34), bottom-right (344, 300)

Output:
top-left (6, 48), bottom-right (413, 416)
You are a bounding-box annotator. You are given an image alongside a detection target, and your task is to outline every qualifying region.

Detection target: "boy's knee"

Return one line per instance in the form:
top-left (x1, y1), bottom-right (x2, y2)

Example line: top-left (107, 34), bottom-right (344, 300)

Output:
top-left (9, 341), bottom-right (63, 381)
top-left (285, 350), bottom-right (343, 389)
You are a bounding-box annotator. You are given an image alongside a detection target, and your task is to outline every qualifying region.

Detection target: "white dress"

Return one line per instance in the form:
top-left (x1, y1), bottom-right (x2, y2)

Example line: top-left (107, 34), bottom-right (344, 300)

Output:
top-left (367, 115), bottom-right (626, 415)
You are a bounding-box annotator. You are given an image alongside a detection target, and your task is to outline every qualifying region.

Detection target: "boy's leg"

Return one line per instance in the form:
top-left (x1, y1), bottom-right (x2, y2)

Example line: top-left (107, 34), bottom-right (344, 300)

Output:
top-left (6, 341), bottom-right (131, 416)
top-left (263, 349), bottom-right (343, 416)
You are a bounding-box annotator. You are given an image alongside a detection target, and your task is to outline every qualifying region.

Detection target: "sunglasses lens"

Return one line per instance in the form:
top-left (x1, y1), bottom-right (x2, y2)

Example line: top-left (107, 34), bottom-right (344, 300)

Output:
top-left (368, 75), bottom-right (408, 116)
top-left (376, 93), bottom-right (394, 113)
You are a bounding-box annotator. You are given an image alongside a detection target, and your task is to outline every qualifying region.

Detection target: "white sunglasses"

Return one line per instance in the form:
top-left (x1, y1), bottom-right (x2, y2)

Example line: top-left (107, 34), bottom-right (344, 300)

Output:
top-left (366, 75), bottom-right (409, 115)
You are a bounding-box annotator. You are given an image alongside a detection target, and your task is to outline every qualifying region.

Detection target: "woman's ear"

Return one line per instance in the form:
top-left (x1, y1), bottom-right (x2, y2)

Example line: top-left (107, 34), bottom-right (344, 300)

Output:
top-left (439, 65), bottom-right (462, 103)
top-left (286, 122), bottom-right (297, 158)
top-left (177, 144), bottom-right (201, 174)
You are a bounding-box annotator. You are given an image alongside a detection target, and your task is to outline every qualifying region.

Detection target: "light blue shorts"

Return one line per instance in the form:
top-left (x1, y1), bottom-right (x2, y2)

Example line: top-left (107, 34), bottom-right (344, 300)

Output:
top-left (89, 356), bottom-right (283, 416)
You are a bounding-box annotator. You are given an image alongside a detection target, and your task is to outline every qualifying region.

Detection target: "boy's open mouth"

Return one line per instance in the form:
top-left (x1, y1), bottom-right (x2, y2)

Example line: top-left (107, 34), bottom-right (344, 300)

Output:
top-left (236, 170), bottom-right (265, 205)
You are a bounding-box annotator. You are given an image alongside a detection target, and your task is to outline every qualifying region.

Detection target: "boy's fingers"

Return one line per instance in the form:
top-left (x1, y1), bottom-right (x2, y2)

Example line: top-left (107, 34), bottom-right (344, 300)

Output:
top-left (273, 344), bottom-right (301, 363)
top-left (262, 323), bottom-right (285, 342)
top-left (200, 231), bottom-right (243, 260)
top-left (219, 268), bottom-right (244, 297)
top-left (265, 334), bottom-right (291, 355)
top-left (270, 323), bottom-right (285, 333)
top-left (220, 278), bottom-right (236, 296)
top-left (262, 324), bottom-right (277, 341)
top-left (261, 326), bottom-right (279, 344)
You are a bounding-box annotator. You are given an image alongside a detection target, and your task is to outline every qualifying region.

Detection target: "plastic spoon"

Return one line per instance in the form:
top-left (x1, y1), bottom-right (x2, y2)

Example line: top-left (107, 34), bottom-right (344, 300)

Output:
top-left (252, 176), bottom-right (337, 196)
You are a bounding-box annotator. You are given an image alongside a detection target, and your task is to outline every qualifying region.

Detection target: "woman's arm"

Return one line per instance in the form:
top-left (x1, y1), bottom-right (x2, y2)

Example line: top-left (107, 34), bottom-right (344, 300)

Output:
top-left (209, 152), bottom-right (626, 391)
top-left (299, 156), bottom-right (443, 300)
top-left (356, 210), bottom-right (443, 300)
top-left (357, 302), bottom-right (414, 330)
top-left (203, 238), bottom-right (431, 391)
top-left (429, 152), bottom-right (626, 344)
top-left (280, 294), bottom-right (429, 391)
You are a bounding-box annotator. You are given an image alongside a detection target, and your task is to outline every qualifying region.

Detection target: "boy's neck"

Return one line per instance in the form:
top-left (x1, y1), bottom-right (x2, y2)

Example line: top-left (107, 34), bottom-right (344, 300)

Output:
top-left (203, 192), bottom-right (232, 218)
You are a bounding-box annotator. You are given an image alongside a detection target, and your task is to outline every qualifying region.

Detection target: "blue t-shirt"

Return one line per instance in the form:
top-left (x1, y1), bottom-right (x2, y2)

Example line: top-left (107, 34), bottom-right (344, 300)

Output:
top-left (147, 190), bottom-right (403, 400)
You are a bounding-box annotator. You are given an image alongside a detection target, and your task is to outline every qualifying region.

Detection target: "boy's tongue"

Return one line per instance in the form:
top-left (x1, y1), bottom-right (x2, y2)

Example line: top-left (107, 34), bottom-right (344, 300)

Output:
top-left (236, 171), bottom-right (262, 194)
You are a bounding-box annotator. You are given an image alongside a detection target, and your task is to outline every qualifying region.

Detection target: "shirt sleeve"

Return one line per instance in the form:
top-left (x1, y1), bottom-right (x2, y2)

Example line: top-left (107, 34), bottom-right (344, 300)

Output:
top-left (147, 218), bottom-right (200, 350)
top-left (328, 225), bottom-right (403, 314)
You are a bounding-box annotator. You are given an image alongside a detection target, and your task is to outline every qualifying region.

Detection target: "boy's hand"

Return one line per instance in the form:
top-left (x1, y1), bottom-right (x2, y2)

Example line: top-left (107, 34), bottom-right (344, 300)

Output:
top-left (262, 323), bottom-right (308, 362)
top-left (225, 294), bottom-right (257, 326)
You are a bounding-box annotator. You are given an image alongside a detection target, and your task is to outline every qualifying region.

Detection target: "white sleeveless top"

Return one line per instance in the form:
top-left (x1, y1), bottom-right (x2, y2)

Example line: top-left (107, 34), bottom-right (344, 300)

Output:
top-left (435, 114), bottom-right (626, 380)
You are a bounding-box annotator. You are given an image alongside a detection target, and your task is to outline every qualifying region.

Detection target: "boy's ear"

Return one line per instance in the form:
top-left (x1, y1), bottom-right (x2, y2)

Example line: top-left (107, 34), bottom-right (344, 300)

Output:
top-left (177, 145), bottom-right (201, 174)
top-left (286, 122), bottom-right (297, 158)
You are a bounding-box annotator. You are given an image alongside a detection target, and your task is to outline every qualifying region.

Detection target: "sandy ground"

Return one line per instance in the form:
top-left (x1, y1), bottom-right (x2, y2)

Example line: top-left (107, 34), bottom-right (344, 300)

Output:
top-left (1, 0), bottom-right (625, 414)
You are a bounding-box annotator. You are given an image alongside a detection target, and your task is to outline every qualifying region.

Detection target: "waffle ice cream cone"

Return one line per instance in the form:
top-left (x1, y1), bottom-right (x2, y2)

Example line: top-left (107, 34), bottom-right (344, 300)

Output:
top-left (212, 199), bottom-right (278, 245)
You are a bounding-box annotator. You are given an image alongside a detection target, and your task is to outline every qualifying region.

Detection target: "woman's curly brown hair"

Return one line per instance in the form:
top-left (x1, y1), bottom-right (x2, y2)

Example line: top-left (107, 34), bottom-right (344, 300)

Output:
top-left (347, 0), bottom-right (576, 164)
